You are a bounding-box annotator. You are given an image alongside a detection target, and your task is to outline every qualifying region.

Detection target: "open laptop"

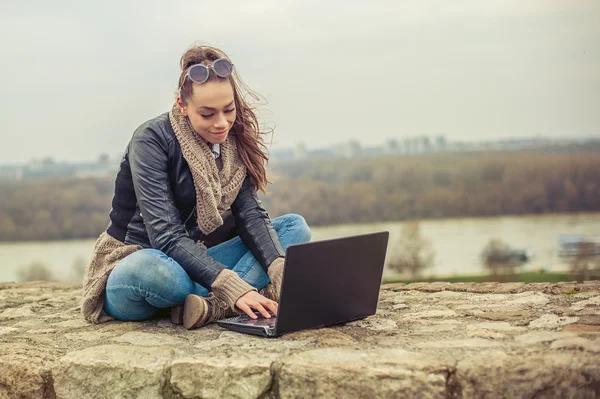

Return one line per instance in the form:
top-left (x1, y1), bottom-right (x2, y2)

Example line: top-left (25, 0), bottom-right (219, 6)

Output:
top-left (217, 231), bottom-right (389, 337)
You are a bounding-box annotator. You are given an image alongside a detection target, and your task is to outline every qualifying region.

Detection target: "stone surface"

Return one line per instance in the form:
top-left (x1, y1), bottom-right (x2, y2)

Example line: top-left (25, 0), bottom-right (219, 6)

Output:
top-left (170, 356), bottom-right (274, 398)
top-left (571, 295), bottom-right (600, 310)
top-left (0, 327), bottom-right (18, 335)
top-left (467, 329), bottom-right (508, 340)
top-left (276, 348), bottom-right (451, 399)
top-left (456, 351), bottom-right (600, 398)
top-left (111, 331), bottom-right (187, 347)
top-left (466, 321), bottom-right (527, 332)
top-left (528, 314), bottom-right (580, 329)
top-left (0, 352), bottom-right (55, 399)
top-left (0, 306), bottom-right (34, 320)
top-left (515, 331), bottom-right (577, 345)
top-left (550, 337), bottom-right (600, 352)
top-left (54, 344), bottom-right (176, 399)
top-left (0, 281), bottom-right (599, 398)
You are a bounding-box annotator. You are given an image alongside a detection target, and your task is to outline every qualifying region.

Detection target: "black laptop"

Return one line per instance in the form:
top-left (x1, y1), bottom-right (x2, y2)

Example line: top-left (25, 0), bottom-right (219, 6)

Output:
top-left (217, 231), bottom-right (389, 337)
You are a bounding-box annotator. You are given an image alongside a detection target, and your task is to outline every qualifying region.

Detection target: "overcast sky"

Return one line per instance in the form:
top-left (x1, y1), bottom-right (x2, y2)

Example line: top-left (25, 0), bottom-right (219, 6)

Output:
top-left (0, 0), bottom-right (598, 163)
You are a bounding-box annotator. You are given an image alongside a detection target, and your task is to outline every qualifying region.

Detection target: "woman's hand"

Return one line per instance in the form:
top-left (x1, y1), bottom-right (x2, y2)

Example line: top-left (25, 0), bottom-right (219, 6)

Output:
top-left (235, 291), bottom-right (278, 319)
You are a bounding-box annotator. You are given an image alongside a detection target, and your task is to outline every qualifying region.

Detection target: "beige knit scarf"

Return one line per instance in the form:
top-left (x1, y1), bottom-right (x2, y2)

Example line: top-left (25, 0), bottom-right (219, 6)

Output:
top-left (169, 103), bottom-right (246, 235)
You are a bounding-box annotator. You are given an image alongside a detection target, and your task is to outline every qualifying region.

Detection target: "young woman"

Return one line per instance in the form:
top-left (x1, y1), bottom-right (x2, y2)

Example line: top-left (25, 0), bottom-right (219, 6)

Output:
top-left (81, 44), bottom-right (311, 330)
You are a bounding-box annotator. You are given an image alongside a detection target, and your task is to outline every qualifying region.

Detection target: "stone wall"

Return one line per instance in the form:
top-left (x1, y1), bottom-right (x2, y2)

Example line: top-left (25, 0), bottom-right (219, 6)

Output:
top-left (1, 281), bottom-right (599, 398)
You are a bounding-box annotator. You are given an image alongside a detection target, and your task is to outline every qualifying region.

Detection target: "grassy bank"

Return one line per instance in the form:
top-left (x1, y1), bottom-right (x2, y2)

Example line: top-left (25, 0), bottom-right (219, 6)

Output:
top-left (382, 272), bottom-right (586, 284)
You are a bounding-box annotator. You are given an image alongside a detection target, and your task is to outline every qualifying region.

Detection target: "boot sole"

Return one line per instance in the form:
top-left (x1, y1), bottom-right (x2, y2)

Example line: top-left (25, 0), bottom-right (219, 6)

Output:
top-left (170, 304), bottom-right (184, 325)
top-left (183, 294), bottom-right (208, 330)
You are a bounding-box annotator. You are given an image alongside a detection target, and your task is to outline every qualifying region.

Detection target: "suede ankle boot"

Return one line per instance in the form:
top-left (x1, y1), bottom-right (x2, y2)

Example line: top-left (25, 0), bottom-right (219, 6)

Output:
top-left (182, 293), bottom-right (237, 330)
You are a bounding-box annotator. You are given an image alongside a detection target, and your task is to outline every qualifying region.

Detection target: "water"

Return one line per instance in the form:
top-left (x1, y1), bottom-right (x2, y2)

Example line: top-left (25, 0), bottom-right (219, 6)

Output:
top-left (1, 213), bottom-right (599, 282)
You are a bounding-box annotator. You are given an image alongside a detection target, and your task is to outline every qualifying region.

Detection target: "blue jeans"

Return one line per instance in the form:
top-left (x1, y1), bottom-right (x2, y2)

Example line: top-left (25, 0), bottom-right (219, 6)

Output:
top-left (104, 214), bottom-right (311, 321)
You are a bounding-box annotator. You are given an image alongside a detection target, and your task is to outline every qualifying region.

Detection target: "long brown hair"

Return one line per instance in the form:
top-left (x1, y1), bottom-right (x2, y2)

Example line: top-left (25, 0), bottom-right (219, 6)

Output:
top-left (177, 44), bottom-right (270, 193)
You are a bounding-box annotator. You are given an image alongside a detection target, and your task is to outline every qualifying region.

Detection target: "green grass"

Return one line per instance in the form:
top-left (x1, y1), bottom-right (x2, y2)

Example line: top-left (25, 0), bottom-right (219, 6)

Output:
top-left (382, 272), bottom-right (578, 284)
top-left (561, 290), bottom-right (580, 295)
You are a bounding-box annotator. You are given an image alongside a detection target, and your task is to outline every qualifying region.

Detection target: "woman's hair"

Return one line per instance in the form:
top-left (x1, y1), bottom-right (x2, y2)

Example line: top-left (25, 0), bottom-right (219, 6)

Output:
top-left (177, 44), bottom-right (270, 192)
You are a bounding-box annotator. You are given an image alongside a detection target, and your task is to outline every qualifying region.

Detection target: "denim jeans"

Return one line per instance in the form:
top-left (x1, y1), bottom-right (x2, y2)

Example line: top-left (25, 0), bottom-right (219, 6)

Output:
top-left (104, 214), bottom-right (311, 321)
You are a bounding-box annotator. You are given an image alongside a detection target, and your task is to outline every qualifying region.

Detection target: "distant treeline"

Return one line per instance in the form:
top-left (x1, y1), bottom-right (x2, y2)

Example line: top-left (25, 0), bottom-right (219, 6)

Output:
top-left (264, 152), bottom-right (600, 225)
top-left (0, 177), bottom-right (114, 241)
top-left (1, 151), bottom-right (599, 241)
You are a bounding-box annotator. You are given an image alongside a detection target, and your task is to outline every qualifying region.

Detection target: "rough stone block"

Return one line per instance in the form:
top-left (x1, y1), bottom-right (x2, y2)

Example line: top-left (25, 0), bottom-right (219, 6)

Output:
top-left (0, 355), bottom-right (54, 399)
top-left (53, 345), bottom-right (175, 399)
top-left (170, 356), bottom-right (274, 399)
top-left (276, 348), bottom-right (451, 399)
top-left (456, 351), bottom-right (600, 398)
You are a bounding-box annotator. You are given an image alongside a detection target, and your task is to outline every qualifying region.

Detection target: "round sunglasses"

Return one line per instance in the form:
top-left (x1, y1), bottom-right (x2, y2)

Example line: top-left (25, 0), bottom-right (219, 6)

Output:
top-left (185, 58), bottom-right (234, 85)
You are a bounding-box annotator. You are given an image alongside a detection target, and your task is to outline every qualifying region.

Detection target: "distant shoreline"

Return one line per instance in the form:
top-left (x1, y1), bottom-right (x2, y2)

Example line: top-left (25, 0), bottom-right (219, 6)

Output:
top-left (0, 210), bottom-right (598, 244)
top-left (382, 271), bottom-right (597, 284)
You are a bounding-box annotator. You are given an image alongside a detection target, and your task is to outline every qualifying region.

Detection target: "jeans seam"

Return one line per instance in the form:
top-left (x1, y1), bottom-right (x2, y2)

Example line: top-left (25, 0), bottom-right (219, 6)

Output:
top-left (236, 267), bottom-right (253, 280)
top-left (106, 284), bottom-right (180, 307)
top-left (275, 216), bottom-right (295, 245)
top-left (109, 306), bottom-right (156, 321)
top-left (208, 238), bottom-right (240, 258)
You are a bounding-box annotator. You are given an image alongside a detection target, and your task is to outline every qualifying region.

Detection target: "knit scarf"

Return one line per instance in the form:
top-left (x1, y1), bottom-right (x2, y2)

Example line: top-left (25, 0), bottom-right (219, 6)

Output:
top-left (169, 103), bottom-right (246, 235)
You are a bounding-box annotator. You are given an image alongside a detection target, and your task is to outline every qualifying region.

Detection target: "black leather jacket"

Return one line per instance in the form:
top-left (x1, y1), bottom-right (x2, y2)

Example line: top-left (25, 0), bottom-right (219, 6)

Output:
top-left (106, 112), bottom-right (285, 288)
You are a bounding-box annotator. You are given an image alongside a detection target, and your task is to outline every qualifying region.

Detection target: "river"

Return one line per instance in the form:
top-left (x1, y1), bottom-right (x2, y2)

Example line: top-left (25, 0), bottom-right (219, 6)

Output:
top-left (1, 212), bottom-right (598, 282)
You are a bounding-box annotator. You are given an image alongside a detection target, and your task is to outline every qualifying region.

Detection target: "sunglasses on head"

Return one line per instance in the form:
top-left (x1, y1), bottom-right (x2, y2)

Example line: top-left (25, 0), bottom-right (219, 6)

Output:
top-left (184, 57), bottom-right (234, 85)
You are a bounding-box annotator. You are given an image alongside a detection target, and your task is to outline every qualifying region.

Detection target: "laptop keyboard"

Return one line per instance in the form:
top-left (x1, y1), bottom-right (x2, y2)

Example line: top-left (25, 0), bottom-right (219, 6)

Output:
top-left (222, 311), bottom-right (277, 327)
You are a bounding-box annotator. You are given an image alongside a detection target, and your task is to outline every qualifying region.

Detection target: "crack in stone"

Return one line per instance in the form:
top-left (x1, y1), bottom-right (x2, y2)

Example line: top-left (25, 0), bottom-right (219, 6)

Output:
top-left (445, 361), bottom-right (462, 399)
top-left (530, 384), bottom-right (558, 399)
top-left (161, 364), bottom-right (184, 399)
top-left (257, 359), bottom-right (281, 399)
top-left (40, 368), bottom-right (56, 399)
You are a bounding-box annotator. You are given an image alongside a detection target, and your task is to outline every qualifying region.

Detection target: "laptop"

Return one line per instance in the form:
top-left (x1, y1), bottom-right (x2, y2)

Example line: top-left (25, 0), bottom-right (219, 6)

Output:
top-left (217, 231), bottom-right (389, 337)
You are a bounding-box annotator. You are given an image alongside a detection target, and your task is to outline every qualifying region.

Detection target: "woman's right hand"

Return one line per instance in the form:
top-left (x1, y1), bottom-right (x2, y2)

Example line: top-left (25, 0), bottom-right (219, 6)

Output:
top-left (235, 291), bottom-right (278, 319)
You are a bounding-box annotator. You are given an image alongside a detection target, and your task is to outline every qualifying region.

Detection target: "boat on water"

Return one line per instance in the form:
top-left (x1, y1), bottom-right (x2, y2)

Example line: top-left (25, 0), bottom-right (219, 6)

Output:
top-left (480, 240), bottom-right (532, 266)
top-left (558, 234), bottom-right (600, 257)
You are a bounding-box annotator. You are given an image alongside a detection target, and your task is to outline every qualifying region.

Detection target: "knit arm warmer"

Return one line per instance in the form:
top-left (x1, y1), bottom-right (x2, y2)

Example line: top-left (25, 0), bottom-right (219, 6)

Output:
top-left (210, 269), bottom-right (257, 311)
top-left (267, 257), bottom-right (285, 291)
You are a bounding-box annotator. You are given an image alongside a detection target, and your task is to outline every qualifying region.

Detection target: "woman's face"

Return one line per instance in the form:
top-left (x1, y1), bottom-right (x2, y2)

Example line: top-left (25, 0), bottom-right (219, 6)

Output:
top-left (178, 80), bottom-right (236, 145)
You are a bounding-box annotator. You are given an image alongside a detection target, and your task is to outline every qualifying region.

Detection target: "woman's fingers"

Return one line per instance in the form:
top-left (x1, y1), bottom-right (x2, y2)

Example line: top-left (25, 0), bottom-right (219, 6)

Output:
top-left (235, 291), bottom-right (279, 319)
top-left (236, 302), bottom-right (257, 319)
top-left (264, 299), bottom-right (278, 316)
top-left (254, 294), bottom-right (278, 316)
top-left (250, 302), bottom-right (271, 319)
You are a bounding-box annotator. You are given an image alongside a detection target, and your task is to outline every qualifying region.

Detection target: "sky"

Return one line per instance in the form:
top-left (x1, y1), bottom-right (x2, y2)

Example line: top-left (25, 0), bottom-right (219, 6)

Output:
top-left (0, 0), bottom-right (599, 163)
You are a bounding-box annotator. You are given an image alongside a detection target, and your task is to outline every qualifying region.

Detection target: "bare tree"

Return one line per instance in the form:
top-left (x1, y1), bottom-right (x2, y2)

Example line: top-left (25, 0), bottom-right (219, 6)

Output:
top-left (390, 220), bottom-right (435, 279)
top-left (481, 239), bottom-right (529, 276)
top-left (569, 241), bottom-right (600, 281)
top-left (16, 261), bottom-right (54, 282)
top-left (70, 256), bottom-right (88, 282)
